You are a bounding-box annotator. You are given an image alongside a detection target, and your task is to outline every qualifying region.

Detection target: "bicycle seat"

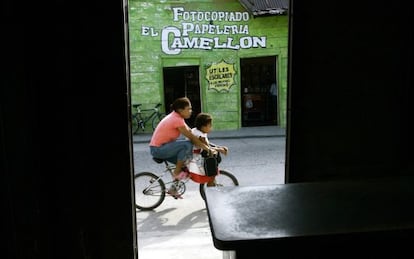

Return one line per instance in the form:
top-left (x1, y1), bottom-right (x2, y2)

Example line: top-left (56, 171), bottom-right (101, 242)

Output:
top-left (132, 103), bottom-right (142, 108)
top-left (152, 157), bottom-right (164, 163)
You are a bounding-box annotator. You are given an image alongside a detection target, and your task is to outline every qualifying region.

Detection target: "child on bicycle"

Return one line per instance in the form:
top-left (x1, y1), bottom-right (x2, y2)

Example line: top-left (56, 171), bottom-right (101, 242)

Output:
top-left (187, 113), bottom-right (228, 186)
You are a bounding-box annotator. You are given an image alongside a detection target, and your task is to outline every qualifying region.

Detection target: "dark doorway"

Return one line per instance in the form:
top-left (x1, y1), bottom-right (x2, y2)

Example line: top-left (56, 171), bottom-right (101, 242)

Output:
top-left (240, 56), bottom-right (278, 127)
top-left (163, 66), bottom-right (201, 128)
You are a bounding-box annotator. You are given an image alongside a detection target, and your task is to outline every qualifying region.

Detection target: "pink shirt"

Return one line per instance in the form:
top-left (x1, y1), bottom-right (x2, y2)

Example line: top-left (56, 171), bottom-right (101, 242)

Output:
top-left (149, 111), bottom-right (188, 147)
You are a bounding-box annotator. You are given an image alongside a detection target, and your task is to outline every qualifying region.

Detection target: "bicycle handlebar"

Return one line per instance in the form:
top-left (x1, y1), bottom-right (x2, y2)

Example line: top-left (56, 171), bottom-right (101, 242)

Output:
top-left (132, 103), bottom-right (162, 112)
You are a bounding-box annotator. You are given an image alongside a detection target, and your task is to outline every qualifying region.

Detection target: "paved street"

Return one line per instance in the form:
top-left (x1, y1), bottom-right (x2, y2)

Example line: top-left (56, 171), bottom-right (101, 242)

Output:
top-left (133, 132), bottom-right (285, 259)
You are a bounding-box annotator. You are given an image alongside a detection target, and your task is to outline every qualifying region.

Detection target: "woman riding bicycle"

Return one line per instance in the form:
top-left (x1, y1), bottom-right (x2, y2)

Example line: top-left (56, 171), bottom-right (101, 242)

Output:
top-left (149, 97), bottom-right (215, 180)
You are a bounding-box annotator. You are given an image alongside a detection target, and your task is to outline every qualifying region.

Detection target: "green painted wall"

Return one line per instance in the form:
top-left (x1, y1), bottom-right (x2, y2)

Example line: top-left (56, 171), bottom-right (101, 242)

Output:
top-left (128, 0), bottom-right (288, 130)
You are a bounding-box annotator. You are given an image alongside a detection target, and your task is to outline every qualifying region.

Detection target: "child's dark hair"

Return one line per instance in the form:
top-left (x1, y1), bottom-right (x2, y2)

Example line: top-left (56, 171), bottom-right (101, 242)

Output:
top-left (194, 113), bottom-right (212, 130)
top-left (170, 97), bottom-right (191, 112)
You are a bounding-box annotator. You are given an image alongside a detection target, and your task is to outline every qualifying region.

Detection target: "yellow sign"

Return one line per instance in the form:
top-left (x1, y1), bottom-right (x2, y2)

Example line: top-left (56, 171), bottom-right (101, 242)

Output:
top-left (205, 60), bottom-right (235, 92)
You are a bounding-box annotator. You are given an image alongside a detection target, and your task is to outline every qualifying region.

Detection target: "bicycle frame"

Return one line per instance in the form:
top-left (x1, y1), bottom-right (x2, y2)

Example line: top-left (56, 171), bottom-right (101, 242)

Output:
top-left (142, 163), bottom-right (186, 195)
top-left (140, 110), bottom-right (156, 125)
top-left (158, 161), bottom-right (191, 186)
top-left (141, 161), bottom-right (191, 199)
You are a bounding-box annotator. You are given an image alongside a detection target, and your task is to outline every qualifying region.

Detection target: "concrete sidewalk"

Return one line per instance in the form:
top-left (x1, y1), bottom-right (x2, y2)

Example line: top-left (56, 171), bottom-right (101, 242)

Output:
top-left (133, 125), bottom-right (286, 144)
top-left (135, 125), bottom-right (286, 259)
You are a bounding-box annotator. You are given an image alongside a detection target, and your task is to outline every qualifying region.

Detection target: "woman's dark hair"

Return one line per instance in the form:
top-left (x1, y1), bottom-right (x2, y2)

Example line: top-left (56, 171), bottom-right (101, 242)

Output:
top-left (194, 112), bottom-right (212, 130)
top-left (170, 97), bottom-right (191, 112)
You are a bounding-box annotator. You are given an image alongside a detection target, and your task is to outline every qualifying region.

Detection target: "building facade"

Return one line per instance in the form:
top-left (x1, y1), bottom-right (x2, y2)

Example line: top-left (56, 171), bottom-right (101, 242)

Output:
top-left (128, 0), bottom-right (288, 130)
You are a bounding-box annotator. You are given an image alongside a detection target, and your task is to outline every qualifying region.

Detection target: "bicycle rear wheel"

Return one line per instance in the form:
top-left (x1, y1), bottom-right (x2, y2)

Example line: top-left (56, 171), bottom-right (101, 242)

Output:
top-left (131, 115), bottom-right (139, 134)
top-left (199, 169), bottom-right (239, 201)
top-left (131, 115), bottom-right (144, 134)
top-left (135, 171), bottom-right (166, 210)
top-left (151, 113), bottom-right (166, 131)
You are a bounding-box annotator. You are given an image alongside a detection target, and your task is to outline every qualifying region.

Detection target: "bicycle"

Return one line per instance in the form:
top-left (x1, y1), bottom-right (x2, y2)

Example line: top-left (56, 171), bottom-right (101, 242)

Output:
top-left (134, 157), bottom-right (239, 210)
top-left (131, 103), bottom-right (166, 134)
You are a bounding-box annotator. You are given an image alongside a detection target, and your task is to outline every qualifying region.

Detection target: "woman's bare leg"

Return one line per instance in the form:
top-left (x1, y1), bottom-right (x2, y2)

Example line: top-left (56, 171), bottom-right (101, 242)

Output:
top-left (173, 160), bottom-right (185, 178)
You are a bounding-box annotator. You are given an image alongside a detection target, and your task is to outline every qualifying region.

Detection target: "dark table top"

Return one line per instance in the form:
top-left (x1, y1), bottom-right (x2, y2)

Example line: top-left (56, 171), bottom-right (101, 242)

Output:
top-left (205, 177), bottom-right (414, 251)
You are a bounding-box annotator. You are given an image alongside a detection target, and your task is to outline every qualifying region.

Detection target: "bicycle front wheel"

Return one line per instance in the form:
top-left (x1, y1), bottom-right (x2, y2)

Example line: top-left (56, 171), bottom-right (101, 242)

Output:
top-left (135, 171), bottom-right (166, 210)
top-left (199, 169), bottom-right (239, 201)
top-left (151, 113), bottom-right (166, 131)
